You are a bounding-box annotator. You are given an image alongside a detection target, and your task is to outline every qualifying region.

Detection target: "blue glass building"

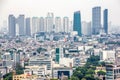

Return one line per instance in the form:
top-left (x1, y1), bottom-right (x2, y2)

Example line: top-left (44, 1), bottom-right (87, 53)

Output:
top-left (73, 11), bottom-right (82, 36)
top-left (8, 15), bottom-right (16, 37)
top-left (92, 7), bottom-right (101, 35)
top-left (103, 9), bottom-right (108, 34)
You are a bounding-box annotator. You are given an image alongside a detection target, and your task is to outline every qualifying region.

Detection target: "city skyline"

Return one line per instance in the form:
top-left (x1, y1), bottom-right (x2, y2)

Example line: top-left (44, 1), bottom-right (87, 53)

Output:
top-left (0, 0), bottom-right (120, 29)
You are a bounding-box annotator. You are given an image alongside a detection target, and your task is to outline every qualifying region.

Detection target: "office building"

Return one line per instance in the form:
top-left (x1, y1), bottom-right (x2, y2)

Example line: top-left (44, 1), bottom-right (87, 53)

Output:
top-left (8, 15), bottom-right (16, 37)
top-left (25, 18), bottom-right (31, 36)
top-left (53, 67), bottom-right (73, 79)
top-left (82, 21), bottom-right (87, 35)
top-left (92, 7), bottom-right (101, 35)
top-left (56, 48), bottom-right (60, 63)
top-left (29, 57), bottom-right (52, 71)
top-left (39, 17), bottom-right (44, 32)
top-left (82, 21), bottom-right (92, 36)
top-left (17, 15), bottom-right (25, 36)
top-left (63, 17), bottom-right (69, 33)
top-left (73, 11), bottom-right (82, 36)
top-left (55, 17), bottom-right (61, 33)
top-left (31, 17), bottom-right (40, 35)
top-left (55, 46), bottom-right (64, 64)
top-left (69, 21), bottom-right (73, 32)
top-left (2, 52), bottom-right (13, 67)
top-left (103, 9), bottom-right (108, 34)
top-left (106, 64), bottom-right (120, 80)
top-left (24, 65), bottom-right (47, 76)
top-left (8, 14), bottom-right (26, 37)
top-left (100, 50), bottom-right (115, 62)
top-left (13, 53), bottom-right (20, 66)
top-left (45, 12), bottom-right (54, 32)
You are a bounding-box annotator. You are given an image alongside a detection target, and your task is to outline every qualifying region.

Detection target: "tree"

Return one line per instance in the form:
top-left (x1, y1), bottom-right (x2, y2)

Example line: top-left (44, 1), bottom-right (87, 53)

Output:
top-left (99, 61), bottom-right (106, 66)
top-left (73, 70), bottom-right (83, 79)
top-left (97, 71), bottom-right (106, 76)
top-left (81, 78), bottom-right (86, 80)
top-left (84, 74), bottom-right (95, 80)
top-left (87, 55), bottom-right (100, 66)
top-left (50, 79), bottom-right (58, 80)
top-left (86, 68), bottom-right (95, 74)
top-left (3, 72), bottom-right (13, 80)
top-left (71, 55), bottom-right (101, 80)
top-left (71, 76), bottom-right (79, 80)
top-left (15, 63), bottom-right (24, 75)
top-left (36, 47), bottom-right (47, 53)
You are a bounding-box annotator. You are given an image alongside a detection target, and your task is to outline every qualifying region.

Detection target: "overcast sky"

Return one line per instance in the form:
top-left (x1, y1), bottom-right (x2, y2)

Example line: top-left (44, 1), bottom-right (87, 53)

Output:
top-left (0, 0), bottom-right (120, 28)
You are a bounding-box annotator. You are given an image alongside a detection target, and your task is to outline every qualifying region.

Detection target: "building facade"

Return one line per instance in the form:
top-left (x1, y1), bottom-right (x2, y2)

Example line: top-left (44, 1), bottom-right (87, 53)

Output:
top-left (103, 9), bottom-right (108, 34)
top-left (92, 7), bottom-right (101, 35)
top-left (73, 11), bottom-right (82, 36)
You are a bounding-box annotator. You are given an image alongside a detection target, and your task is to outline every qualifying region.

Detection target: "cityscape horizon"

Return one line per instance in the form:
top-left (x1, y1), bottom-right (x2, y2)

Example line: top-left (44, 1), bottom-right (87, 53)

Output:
top-left (0, 0), bottom-right (120, 80)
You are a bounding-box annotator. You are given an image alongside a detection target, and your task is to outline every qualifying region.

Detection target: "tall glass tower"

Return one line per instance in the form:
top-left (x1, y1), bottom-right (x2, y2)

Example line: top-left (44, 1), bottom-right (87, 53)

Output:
top-left (92, 7), bottom-right (101, 35)
top-left (17, 15), bottom-right (25, 36)
top-left (103, 9), bottom-right (108, 34)
top-left (73, 11), bottom-right (82, 36)
top-left (8, 15), bottom-right (16, 37)
top-left (26, 18), bottom-right (31, 36)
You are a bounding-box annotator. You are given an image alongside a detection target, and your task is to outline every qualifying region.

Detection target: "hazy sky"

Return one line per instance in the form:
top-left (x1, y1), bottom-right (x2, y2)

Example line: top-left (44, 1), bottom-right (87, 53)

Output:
top-left (0, 0), bottom-right (120, 28)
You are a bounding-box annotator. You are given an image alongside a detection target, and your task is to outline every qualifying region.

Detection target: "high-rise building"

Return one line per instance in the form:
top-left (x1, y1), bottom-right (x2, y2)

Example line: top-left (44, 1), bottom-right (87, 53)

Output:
top-left (82, 21), bottom-right (92, 36)
top-left (45, 13), bottom-right (54, 32)
top-left (92, 7), bottom-right (101, 35)
top-left (82, 21), bottom-right (87, 35)
top-left (25, 18), bottom-right (31, 36)
top-left (39, 17), bottom-right (44, 32)
top-left (8, 14), bottom-right (26, 37)
top-left (73, 11), bottom-right (82, 36)
top-left (55, 17), bottom-right (61, 33)
top-left (13, 53), bottom-right (20, 67)
top-left (87, 22), bottom-right (92, 36)
top-left (63, 17), bottom-right (69, 33)
top-left (106, 64), bottom-right (120, 80)
top-left (17, 15), bottom-right (25, 36)
top-left (69, 21), bottom-right (73, 32)
top-left (103, 9), bottom-right (108, 34)
top-left (8, 15), bottom-right (16, 37)
top-left (56, 48), bottom-right (60, 63)
top-left (31, 17), bottom-right (40, 35)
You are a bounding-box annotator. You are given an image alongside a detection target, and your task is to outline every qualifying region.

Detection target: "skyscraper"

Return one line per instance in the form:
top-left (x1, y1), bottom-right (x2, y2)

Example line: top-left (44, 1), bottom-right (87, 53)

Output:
top-left (31, 17), bottom-right (40, 35)
top-left (26, 18), bottom-right (31, 36)
top-left (39, 17), bottom-right (44, 32)
top-left (73, 11), bottom-right (82, 36)
top-left (8, 15), bottom-right (16, 37)
top-left (17, 15), bottom-right (25, 36)
top-left (55, 17), bottom-right (61, 33)
top-left (82, 21), bottom-right (87, 35)
top-left (92, 7), bottom-right (101, 35)
top-left (45, 12), bottom-right (54, 33)
top-left (103, 9), bottom-right (108, 34)
top-left (63, 17), bottom-right (69, 33)
top-left (82, 21), bottom-right (92, 36)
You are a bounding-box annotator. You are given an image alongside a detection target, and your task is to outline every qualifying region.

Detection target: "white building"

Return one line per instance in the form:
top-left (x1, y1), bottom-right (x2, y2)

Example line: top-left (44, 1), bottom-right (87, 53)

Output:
top-left (100, 50), bottom-right (115, 62)
top-left (39, 17), bottom-right (44, 32)
top-left (24, 65), bottom-right (47, 76)
top-left (3, 52), bottom-right (11, 61)
top-left (44, 13), bottom-right (54, 32)
top-left (63, 17), bottom-right (69, 33)
top-left (59, 58), bottom-right (73, 67)
top-left (82, 21), bottom-right (92, 36)
top-left (55, 17), bottom-right (61, 33)
top-left (31, 17), bottom-right (40, 35)
top-left (29, 57), bottom-right (52, 75)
